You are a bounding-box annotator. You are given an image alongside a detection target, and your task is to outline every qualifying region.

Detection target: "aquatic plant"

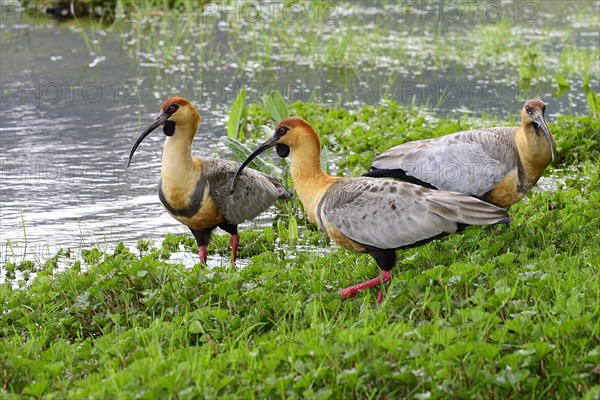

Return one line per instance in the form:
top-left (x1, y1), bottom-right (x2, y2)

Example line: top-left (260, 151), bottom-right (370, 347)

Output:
top-left (262, 91), bottom-right (290, 122)
top-left (227, 86), bottom-right (247, 140)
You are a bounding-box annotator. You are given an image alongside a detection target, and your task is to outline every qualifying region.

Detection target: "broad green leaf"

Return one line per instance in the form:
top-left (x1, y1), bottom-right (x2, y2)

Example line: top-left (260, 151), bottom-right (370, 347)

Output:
top-left (288, 216), bottom-right (298, 244)
top-left (219, 136), bottom-right (281, 175)
top-left (23, 380), bottom-right (50, 397)
top-left (552, 74), bottom-right (570, 98)
top-left (262, 93), bottom-right (279, 121)
top-left (277, 219), bottom-right (288, 241)
top-left (439, 342), bottom-right (475, 360)
top-left (263, 91), bottom-right (289, 121)
top-left (474, 343), bottom-right (502, 360)
top-left (271, 91), bottom-right (289, 120)
top-left (523, 342), bottom-right (556, 358)
top-left (188, 320), bottom-right (202, 334)
top-left (582, 74), bottom-right (599, 114)
top-left (586, 90), bottom-right (600, 115)
top-left (583, 74), bottom-right (591, 95)
top-left (227, 87), bottom-right (247, 139)
top-left (497, 252), bottom-right (517, 266)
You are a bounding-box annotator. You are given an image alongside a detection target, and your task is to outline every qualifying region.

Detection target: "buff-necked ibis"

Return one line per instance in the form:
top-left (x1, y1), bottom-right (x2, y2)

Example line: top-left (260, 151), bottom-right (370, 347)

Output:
top-left (364, 99), bottom-right (556, 208)
top-left (233, 117), bottom-right (510, 301)
top-left (127, 97), bottom-right (292, 263)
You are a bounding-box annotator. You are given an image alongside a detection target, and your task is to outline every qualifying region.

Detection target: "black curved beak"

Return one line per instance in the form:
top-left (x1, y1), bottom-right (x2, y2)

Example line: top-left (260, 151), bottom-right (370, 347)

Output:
top-left (531, 110), bottom-right (555, 162)
top-left (231, 132), bottom-right (280, 191)
top-left (127, 112), bottom-right (169, 168)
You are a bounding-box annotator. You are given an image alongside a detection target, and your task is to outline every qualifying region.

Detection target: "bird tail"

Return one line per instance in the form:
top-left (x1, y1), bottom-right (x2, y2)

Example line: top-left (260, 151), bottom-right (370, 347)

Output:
top-left (428, 192), bottom-right (510, 227)
top-left (263, 174), bottom-right (293, 200)
top-left (278, 189), bottom-right (293, 200)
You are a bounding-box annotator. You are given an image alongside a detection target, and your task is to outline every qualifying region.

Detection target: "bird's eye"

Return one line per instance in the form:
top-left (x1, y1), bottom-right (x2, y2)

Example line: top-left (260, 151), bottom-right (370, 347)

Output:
top-left (277, 126), bottom-right (289, 136)
top-left (525, 107), bottom-right (532, 114)
top-left (169, 105), bottom-right (177, 113)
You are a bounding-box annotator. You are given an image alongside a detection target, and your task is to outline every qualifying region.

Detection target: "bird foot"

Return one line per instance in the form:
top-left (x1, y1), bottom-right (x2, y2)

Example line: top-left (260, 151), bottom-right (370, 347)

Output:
top-left (338, 270), bottom-right (392, 301)
top-left (230, 234), bottom-right (239, 264)
top-left (198, 246), bottom-right (208, 264)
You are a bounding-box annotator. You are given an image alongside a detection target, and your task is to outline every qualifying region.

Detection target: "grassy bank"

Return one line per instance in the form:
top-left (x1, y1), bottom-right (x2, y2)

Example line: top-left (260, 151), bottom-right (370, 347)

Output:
top-left (1, 102), bottom-right (599, 398)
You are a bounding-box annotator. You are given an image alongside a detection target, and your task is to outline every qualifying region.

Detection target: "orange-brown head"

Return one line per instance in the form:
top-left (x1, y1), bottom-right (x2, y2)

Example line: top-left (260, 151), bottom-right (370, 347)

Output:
top-left (520, 99), bottom-right (555, 162)
top-left (231, 117), bottom-right (322, 190)
top-left (159, 97), bottom-right (201, 128)
top-left (127, 97), bottom-right (201, 167)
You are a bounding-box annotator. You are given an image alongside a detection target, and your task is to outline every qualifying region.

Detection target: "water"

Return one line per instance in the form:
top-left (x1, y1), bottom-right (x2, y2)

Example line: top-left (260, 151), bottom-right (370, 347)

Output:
top-left (0, 1), bottom-right (598, 265)
top-left (0, 19), bottom-right (195, 263)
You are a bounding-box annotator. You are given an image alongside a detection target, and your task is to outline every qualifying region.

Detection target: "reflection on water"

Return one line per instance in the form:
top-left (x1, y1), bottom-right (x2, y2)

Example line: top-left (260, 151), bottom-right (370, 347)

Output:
top-left (0, 1), bottom-right (598, 265)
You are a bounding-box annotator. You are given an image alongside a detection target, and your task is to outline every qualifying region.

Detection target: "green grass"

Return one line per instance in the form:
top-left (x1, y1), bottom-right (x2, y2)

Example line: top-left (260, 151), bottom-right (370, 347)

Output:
top-left (2, 102), bottom-right (599, 398)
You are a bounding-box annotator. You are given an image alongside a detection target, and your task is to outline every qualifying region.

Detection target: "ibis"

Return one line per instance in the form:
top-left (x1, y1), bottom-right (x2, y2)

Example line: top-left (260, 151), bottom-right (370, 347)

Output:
top-left (233, 117), bottom-right (510, 301)
top-left (127, 97), bottom-right (292, 263)
top-left (364, 99), bottom-right (556, 207)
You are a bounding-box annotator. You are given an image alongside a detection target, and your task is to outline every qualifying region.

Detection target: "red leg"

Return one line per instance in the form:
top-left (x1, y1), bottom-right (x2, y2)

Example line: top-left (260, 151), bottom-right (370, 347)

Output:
top-left (198, 246), bottom-right (208, 264)
top-left (230, 234), bottom-right (239, 263)
top-left (338, 270), bottom-right (392, 301)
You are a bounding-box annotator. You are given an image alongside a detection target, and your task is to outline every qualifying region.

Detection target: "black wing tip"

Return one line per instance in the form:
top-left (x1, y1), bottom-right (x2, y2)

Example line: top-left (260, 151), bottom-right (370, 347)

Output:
top-left (498, 216), bottom-right (512, 224)
top-left (363, 168), bottom-right (438, 190)
top-left (362, 168), bottom-right (386, 177)
top-left (279, 189), bottom-right (293, 200)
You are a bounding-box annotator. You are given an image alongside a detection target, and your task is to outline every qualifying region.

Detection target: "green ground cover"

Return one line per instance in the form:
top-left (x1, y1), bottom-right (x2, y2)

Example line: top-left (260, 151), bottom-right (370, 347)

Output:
top-left (1, 102), bottom-right (599, 398)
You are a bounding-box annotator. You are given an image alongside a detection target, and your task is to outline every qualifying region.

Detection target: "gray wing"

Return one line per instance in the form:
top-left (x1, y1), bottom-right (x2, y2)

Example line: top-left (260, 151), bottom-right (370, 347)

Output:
top-left (318, 178), bottom-right (509, 250)
top-left (371, 128), bottom-right (519, 196)
top-left (200, 158), bottom-right (292, 225)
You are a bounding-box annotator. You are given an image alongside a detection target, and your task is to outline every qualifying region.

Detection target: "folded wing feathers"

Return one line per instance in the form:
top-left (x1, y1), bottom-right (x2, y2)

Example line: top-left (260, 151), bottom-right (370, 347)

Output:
top-left (426, 191), bottom-right (511, 225)
top-left (371, 129), bottom-right (519, 196)
top-left (201, 158), bottom-right (291, 224)
top-left (320, 178), bottom-right (509, 250)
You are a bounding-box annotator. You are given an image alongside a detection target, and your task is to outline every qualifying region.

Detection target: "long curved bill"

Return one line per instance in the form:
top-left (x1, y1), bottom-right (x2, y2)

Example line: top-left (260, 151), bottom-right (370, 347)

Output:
top-left (531, 111), bottom-right (555, 162)
top-left (127, 112), bottom-right (169, 168)
top-left (231, 133), bottom-right (280, 191)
